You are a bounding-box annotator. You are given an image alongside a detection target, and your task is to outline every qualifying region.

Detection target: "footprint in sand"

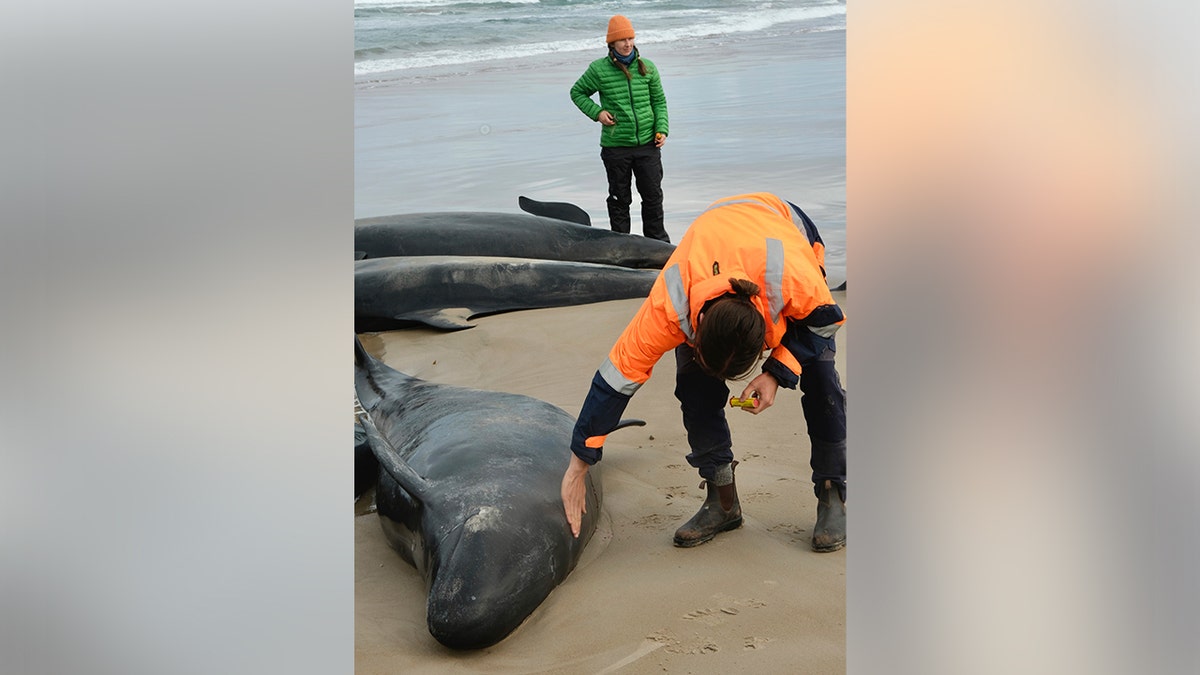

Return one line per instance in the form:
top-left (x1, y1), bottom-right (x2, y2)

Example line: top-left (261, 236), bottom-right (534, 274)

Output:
top-left (744, 636), bottom-right (771, 650)
top-left (767, 522), bottom-right (808, 541)
top-left (649, 630), bottom-right (720, 656)
top-left (630, 513), bottom-right (673, 528)
top-left (682, 605), bottom-right (750, 626)
top-left (741, 488), bottom-right (776, 503)
top-left (729, 593), bottom-right (768, 610)
top-left (660, 485), bottom-right (693, 501)
top-left (682, 608), bottom-right (717, 622)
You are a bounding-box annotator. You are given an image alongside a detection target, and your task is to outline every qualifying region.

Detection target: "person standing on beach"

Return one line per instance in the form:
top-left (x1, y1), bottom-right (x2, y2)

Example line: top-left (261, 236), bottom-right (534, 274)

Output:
top-left (559, 192), bottom-right (848, 552)
top-left (570, 15), bottom-right (671, 243)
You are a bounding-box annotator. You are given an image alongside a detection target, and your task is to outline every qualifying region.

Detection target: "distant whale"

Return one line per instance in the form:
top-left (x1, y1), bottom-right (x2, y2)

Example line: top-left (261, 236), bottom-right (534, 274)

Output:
top-left (354, 255), bottom-right (659, 332)
top-left (353, 211), bottom-right (674, 269)
top-left (354, 339), bottom-right (642, 649)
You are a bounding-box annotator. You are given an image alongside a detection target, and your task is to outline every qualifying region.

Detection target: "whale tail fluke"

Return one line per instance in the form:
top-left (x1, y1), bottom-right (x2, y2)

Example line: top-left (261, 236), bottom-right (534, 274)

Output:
top-left (518, 195), bottom-right (592, 227)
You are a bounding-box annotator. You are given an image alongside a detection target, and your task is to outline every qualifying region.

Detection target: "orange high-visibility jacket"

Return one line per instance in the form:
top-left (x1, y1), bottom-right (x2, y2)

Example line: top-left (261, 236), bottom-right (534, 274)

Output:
top-left (570, 192), bottom-right (844, 464)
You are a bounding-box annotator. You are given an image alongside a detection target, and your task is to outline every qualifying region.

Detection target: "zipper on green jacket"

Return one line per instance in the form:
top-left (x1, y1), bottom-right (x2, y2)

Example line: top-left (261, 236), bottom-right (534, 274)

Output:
top-left (626, 78), bottom-right (639, 141)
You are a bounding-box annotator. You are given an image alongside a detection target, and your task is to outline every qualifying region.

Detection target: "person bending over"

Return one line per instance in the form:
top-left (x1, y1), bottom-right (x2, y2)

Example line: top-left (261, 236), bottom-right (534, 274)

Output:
top-left (560, 192), bottom-right (847, 552)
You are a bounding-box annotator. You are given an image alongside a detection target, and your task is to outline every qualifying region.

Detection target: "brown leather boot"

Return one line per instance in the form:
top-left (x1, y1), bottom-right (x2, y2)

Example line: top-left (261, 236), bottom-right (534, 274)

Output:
top-left (673, 462), bottom-right (742, 547)
top-left (812, 479), bottom-right (846, 552)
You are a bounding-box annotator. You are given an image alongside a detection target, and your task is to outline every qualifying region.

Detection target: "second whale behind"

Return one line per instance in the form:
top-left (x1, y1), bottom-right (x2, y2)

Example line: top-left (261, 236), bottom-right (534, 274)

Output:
top-left (355, 255), bottom-right (660, 332)
top-left (354, 211), bottom-right (674, 269)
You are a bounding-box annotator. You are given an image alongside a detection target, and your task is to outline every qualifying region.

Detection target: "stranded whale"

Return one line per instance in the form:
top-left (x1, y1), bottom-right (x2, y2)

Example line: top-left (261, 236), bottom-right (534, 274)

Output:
top-left (354, 255), bottom-right (659, 332)
top-left (354, 339), bottom-right (642, 649)
top-left (353, 211), bottom-right (674, 269)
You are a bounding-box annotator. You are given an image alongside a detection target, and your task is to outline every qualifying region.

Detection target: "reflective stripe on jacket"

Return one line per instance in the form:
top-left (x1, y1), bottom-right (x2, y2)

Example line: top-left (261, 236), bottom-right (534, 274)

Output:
top-left (570, 192), bottom-right (844, 463)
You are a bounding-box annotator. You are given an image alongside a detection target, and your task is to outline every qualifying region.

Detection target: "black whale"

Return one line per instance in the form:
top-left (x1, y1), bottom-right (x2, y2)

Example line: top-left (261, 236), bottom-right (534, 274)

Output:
top-left (355, 340), bottom-right (641, 649)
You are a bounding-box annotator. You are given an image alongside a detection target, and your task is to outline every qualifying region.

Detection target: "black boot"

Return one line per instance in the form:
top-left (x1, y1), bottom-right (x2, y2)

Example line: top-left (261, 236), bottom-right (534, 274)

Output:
top-left (812, 479), bottom-right (846, 552)
top-left (673, 462), bottom-right (742, 547)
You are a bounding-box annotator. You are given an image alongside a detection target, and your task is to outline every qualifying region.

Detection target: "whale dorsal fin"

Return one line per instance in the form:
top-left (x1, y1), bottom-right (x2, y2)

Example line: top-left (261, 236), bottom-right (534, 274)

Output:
top-left (518, 195), bottom-right (592, 227)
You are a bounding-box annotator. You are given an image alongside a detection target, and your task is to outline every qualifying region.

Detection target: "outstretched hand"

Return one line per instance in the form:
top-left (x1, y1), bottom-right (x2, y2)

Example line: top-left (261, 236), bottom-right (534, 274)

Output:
top-left (738, 372), bottom-right (779, 415)
top-left (560, 453), bottom-right (591, 537)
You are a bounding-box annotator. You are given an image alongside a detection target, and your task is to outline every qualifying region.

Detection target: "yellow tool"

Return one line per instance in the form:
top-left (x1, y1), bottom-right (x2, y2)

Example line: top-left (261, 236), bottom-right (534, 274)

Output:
top-left (729, 396), bottom-right (758, 409)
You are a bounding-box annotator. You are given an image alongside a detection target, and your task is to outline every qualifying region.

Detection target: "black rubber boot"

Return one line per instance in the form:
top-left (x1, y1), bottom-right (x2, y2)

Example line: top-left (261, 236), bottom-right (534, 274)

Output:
top-left (812, 479), bottom-right (846, 552)
top-left (673, 462), bottom-right (742, 547)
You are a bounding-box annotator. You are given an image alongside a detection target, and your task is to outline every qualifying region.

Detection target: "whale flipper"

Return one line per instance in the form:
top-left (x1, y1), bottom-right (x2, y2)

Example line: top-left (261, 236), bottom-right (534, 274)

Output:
top-left (354, 419), bottom-right (380, 500)
top-left (357, 409), bottom-right (434, 502)
top-left (414, 308), bottom-right (475, 331)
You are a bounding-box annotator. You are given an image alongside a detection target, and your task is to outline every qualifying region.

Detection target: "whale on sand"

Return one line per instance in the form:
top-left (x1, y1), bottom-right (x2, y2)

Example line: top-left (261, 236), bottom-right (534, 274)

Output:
top-left (353, 211), bottom-right (674, 269)
top-left (354, 339), bottom-right (642, 649)
top-left (354, 255), bottom-right (659, 332)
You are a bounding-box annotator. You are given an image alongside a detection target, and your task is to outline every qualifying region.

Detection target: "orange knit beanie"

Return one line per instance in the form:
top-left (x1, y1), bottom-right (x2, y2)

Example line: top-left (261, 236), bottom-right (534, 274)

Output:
top-left (606, 15), bottom-right (635, 43)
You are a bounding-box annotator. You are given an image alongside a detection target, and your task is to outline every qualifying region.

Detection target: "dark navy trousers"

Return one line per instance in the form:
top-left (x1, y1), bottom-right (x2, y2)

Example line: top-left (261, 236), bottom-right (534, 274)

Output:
top-left (674, 325), bottom-right (847, 498)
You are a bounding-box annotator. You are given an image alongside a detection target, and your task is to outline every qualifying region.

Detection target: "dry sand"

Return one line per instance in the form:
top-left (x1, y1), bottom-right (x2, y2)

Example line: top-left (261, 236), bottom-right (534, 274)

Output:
top-left (355, 289), bottom-right (847, 673)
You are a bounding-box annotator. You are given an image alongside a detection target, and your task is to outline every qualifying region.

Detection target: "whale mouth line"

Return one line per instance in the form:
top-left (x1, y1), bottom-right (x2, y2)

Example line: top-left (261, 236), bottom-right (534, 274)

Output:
top-left (431, 503), bottom-right (502, 582)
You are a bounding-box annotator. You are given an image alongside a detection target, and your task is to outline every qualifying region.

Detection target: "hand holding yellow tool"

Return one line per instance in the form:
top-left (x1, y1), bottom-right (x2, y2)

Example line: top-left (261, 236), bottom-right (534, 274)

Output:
top-left (729, 396), bottom-right (758, 409)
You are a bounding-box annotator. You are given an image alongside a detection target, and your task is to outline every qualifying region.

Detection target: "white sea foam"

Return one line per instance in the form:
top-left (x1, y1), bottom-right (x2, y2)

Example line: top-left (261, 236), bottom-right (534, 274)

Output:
top-left (354, 4), bottom-right (845, 76)
top-left (356, 0), bottom-right (538, 7)
top-left (356, 37), bottom-right (599, 75)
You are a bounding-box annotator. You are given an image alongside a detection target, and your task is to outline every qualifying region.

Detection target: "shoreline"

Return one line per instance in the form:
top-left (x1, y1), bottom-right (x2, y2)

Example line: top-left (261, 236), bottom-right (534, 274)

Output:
top-left (354, 23), bottom-right (845, 90)
top-left (354, 27), bottom-right (846, 283)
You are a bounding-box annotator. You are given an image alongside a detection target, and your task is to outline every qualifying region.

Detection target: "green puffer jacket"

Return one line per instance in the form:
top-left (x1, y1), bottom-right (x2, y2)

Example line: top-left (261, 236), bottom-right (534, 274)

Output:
top-left (570, 50), bottom-right (669, 148)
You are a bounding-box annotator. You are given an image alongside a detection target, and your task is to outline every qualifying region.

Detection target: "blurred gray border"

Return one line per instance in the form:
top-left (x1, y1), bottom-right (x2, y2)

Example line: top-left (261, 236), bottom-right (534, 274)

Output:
top-left (4, 1), bottom-right (1198, 673)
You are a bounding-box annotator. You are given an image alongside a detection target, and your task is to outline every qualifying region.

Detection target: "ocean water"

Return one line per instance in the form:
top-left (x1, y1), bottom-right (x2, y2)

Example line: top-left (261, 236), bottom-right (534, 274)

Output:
top-left (355, 0), bottom-right (846, 77)
top-left (354, 0), bottom-right (846, 283)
